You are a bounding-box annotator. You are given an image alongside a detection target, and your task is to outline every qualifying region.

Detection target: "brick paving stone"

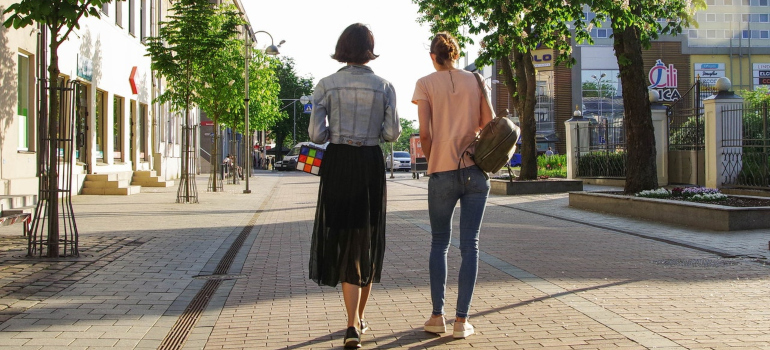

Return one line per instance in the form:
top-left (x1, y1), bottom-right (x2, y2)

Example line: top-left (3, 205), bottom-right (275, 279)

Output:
top-left (0, 172), bottom-right (769, 348)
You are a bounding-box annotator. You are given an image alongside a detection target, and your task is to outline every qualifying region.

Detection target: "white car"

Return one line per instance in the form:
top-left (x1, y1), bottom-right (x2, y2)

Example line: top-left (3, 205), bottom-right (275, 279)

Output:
top-left (386, 151), bottom-right (411, 171)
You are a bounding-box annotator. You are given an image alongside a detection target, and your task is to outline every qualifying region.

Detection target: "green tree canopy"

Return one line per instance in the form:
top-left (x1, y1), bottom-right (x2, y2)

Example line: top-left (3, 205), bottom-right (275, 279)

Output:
top-left (394, 118), bottom-right (417, 153)
top-left (145, 0), bottom-right (237, 202)
top-left (589, 0), bottom-right (704, 193)
top-left (225, 49), bottom-right (282, 133)
top-left (271, 57), bottom-right (313, 155)
top-left (191, 4), bottom-right (244, 191)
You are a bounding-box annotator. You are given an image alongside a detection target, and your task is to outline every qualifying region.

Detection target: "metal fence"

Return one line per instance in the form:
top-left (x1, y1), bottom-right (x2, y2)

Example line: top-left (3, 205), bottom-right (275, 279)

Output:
top-left (667, 78), bottom-right (717, 151)
top-left (721, 102), bottom-right (770, 189)
top-left (575, 120), bottom-right (627, 178)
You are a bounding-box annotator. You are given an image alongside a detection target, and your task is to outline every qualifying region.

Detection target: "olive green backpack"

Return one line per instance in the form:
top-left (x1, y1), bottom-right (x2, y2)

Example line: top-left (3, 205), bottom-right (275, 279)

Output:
top-left (468, 73), bottom-right (520, 176)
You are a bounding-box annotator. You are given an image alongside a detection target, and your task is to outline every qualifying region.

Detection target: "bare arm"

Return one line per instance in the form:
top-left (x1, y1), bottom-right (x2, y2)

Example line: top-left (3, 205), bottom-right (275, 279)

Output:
top-left (416, 100), bottom-right (432, 162)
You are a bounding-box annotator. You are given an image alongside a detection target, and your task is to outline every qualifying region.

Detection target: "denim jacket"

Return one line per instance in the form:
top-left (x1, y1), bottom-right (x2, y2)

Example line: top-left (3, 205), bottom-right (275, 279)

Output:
top-left (309, 65), bottom-right (400, 146)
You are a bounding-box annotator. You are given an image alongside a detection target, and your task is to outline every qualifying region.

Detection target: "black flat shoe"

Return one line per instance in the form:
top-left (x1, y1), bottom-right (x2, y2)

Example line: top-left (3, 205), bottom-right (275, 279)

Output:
top-left (343, 326), bottom-right (361, 348)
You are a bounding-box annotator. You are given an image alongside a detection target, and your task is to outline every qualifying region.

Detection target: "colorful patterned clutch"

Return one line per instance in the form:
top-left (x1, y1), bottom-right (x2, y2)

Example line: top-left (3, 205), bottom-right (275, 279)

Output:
top-left (296, 145), bottom-right (324, 175)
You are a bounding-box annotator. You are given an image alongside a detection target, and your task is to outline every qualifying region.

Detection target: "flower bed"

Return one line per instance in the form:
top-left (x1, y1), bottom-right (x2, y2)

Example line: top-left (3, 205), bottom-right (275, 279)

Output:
top-left (635, 187), bottom-right (728, 202)
top-left (569, 190), bottom-right (770, 231)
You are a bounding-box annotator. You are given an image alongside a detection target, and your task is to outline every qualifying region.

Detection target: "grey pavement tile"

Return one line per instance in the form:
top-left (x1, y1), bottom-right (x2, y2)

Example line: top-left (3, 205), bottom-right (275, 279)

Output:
top-left (1, 173), bottom-right (769, 349)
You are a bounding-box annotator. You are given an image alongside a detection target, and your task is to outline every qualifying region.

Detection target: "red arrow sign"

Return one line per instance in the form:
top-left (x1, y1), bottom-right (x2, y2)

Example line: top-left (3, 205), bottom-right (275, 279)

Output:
top-left (129, 66), bottom-right (138, 94)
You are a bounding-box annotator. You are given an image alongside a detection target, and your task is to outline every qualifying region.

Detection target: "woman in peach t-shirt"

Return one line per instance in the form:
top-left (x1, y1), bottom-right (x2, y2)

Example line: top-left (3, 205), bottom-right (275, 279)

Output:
top-left (411, 32), bottom-right (493, 339)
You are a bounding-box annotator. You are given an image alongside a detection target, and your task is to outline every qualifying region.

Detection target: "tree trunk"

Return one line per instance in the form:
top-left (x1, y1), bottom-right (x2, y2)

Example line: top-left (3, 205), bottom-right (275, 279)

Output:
top-left (613, 25), bottom-right (658, 194)
top-left (275, 131), bottom-right (285, 162)
top-left (501, 48), bottom-right (538, 180)
top-left (47, 33), bottom-right (61, 258)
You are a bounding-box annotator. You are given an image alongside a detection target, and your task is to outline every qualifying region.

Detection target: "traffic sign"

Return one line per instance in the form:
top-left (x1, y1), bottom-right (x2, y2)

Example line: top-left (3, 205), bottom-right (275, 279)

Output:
top-left (303, 103), bottom-right (313, 114)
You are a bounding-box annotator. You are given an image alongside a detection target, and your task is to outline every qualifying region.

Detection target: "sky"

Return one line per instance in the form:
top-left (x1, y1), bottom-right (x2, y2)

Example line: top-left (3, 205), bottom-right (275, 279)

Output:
top-left (242, 0), bottom-right (442, 122)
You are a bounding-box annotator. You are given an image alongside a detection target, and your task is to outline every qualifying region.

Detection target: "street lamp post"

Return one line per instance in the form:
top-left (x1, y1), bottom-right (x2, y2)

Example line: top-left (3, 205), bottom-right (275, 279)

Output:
top-left (244, 27), bottom-right (281, 194)
top-left (591, 73), bottom-right (606, 118)
top-left (280, 96), bottom-right (311, 148)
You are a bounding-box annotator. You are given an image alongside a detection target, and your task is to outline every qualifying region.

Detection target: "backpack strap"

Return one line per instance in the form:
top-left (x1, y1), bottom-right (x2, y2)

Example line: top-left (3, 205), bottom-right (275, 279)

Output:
top-left (473, 72), bottom-right (495, 120)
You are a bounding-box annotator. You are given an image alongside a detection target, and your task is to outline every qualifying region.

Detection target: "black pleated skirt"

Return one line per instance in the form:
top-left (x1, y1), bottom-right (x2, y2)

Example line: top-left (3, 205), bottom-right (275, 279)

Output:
top-left (309, 143), bottom-right (386, 287)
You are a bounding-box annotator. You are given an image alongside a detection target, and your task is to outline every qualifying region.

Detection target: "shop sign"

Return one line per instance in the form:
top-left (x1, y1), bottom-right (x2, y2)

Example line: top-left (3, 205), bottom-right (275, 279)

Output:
top-left (532, 49), bottom-right (554, 70)
top-left (129, 66), bottom-right (138, 94)
top-left (77, 55), bottom-right (92, 81)
top-left (754, 63), bottom-right (770, 85)
top-left (648, 59), bottom-right (680, 102)
top-left (694, 63), bottom-right (725, 85)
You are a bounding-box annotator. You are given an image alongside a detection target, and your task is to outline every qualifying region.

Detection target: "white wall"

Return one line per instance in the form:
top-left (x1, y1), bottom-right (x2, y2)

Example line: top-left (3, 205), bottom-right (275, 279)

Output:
top-left (0, 0), bottom-right (40, 195)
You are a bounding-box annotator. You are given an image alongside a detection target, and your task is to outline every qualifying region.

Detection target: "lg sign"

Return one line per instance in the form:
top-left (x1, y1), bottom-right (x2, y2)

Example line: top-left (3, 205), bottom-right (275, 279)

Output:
top-left (649, 59), bottom-right (681, 101)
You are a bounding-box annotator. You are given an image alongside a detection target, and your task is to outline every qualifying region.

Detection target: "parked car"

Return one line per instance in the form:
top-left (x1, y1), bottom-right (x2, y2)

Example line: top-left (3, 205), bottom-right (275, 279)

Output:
top-left (276, 142), bottom-right (328, 171)
top-left (385, 151), bottom-right (411, 171)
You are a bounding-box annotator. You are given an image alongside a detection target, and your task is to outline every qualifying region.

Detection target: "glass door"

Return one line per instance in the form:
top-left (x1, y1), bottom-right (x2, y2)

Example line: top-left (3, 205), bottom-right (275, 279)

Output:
top-left (75, 84), bottom-right (90, 164)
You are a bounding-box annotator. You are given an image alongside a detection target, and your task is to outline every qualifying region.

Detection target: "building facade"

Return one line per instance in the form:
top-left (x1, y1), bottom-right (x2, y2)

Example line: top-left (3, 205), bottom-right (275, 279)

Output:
top-left (0, 0), bottom-right (260, 196)
top-left (492, 1), bottom-right (770, 155)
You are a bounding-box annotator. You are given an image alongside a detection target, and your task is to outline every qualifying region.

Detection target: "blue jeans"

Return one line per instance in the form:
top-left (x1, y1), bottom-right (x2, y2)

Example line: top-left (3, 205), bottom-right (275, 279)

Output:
top-left (427, 165), bottom-right (490, 319)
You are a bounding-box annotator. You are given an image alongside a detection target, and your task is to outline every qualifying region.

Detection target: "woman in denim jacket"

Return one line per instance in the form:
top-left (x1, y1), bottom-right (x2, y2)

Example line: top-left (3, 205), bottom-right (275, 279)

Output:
top-left (308, 23), bottom-right (400, 349)
top-left (412, 33), bottom-right (493, 339)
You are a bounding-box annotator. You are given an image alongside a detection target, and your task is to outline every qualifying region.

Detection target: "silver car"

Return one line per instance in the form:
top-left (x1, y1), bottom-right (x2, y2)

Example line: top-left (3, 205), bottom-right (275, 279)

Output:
top-left (385, 151), bottom-right (411, 171)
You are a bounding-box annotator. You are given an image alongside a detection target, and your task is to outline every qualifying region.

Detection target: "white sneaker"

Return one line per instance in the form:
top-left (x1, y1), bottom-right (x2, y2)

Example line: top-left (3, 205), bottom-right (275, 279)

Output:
top-left (424, 315), bottom-right (446, 334)
top-left (453, 321), bottom-right (474, 339)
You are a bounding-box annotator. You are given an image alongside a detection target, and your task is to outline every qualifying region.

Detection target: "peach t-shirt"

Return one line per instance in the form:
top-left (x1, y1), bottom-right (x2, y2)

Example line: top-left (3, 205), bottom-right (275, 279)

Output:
top-left (412, 69), bottom-right (494, 174)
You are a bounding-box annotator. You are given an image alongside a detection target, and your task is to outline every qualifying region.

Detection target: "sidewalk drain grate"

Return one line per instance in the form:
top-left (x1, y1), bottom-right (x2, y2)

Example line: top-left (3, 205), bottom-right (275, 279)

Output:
top-left (653, 258), bottom-right (740, 267)
top-left (157, 279), bottom-right (222, 350)
top-left (192, 274), bottom-right (246, 280)
top-left (156, 184), bottom-right (277, 350)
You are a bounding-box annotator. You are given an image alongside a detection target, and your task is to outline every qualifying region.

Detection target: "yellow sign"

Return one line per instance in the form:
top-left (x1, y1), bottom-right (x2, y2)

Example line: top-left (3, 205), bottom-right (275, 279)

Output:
top-left (532, 49), bottom-right (554, 71)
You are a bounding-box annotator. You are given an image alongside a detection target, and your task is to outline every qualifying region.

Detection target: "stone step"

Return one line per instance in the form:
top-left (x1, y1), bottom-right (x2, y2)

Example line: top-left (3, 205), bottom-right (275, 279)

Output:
top-left (83, 180), bottom-right (131, 189)
top-left (131, 171), bottom-right (172, 188)
top-left (0, 194), bottom-right (37, 211)
top-left (82, 171), bottom-right (138, 195)
top-left (132, 170), bottom-right (158, 178)
top-left (81, 185), bottom-right (141, 196)
top-left (131, 179), bottom-right (174, 187)
top-left (85, 172), bottom-right (134, 182)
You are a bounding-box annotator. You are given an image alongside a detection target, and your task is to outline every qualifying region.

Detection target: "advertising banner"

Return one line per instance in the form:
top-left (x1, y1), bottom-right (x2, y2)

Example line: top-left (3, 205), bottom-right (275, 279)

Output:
top-left (694, 63), bottom-right (725, 86)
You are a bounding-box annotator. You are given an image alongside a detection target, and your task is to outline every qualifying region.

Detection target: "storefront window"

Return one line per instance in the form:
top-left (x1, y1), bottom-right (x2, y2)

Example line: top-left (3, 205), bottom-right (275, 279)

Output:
top-left (535, 71), bottom-right (555, 132)
top-left (17, 54), bottom-right (30, 151)
top-left (114, 95), bottom-right (124, 159)
top-left (95, 90), bottom-right (105, 160)
top-left (581, 69), bottom-right (623, 124)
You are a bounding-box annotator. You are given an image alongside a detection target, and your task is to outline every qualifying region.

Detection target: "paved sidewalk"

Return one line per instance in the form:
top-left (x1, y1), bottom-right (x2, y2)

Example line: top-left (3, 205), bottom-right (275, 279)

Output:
top-left (0, 171), bottom-right (769, 349)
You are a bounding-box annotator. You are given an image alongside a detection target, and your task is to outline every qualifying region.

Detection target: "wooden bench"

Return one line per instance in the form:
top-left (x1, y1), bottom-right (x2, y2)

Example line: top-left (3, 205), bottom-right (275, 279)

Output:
top-left (0, 211), bottom-right (31, 236)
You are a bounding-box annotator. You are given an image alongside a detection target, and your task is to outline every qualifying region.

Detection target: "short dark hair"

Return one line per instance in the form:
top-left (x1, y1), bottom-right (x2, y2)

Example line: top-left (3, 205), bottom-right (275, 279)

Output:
top-left (331, 23), bottom-right (379, 64)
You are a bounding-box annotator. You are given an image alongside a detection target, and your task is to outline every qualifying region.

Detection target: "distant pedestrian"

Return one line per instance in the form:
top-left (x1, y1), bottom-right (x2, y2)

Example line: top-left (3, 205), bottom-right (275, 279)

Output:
top-left (412, 32), bottom-right (493, 339)
top-left (223, 154), bottom-right (232, 174)
top-left (308, 23), bottom-right (400, 349)
top-left (545, 147), bottom-right (554, 156)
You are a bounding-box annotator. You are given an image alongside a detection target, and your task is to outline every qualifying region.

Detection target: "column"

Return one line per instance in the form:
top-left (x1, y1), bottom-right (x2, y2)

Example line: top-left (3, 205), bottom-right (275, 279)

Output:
top-left (564, 108), bottom-right (591, 180)
top-left (650, 92), bottom-right (669, 186)
top-left (704, 78), bottom-right (743, 189)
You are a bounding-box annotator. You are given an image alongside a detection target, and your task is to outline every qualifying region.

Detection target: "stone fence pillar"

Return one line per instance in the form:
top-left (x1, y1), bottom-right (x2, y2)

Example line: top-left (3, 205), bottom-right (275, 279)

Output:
top-left (564, 108), bottom-right (591, 180)
top-left (704, 78), bottom-right (744, 189)
top-left (650, 91), bottom-right (669, 186)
